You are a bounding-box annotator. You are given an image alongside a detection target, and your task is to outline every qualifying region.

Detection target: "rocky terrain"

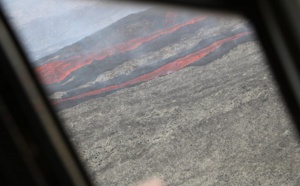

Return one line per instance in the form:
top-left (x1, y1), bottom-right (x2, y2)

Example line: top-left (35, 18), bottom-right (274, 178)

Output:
top-left (33, 8), bottom-right (300, 186)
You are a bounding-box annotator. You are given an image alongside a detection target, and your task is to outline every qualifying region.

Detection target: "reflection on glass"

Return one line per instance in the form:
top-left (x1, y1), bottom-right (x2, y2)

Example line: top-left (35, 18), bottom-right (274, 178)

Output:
top-left (1, 0), bottom-right (300, 185)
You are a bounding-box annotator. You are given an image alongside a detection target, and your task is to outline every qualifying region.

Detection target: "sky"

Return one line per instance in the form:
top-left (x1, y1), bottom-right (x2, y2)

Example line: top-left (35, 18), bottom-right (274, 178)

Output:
top-left (0, 0), bottom-right (149, 60)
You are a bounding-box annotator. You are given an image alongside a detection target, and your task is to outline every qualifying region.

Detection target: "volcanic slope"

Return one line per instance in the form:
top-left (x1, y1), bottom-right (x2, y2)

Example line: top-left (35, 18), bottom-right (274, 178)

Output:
top-left (35, 8), bottom-right (300, 186)
top-left (33, 9), bottom-right (255, 110)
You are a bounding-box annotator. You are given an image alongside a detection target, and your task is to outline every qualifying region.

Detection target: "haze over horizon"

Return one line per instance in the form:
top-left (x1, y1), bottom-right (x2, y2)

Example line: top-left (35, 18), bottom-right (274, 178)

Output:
top-left (0, 0), bottom-right (149, 60)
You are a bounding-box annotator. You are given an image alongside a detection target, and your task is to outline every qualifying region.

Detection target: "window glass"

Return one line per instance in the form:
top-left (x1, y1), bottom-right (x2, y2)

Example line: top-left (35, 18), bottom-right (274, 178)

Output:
top-left (1, 1), bottom-right (300, 185)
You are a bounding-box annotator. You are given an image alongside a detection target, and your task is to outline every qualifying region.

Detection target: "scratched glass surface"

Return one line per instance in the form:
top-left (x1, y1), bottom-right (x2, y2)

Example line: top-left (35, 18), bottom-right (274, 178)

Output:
top-left (1, 0), bottom-right (300, 185)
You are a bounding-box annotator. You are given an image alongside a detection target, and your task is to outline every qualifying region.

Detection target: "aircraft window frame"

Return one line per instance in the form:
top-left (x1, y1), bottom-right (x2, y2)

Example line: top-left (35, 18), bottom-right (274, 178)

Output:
top-left (0, 0), bottom-right (300, 186)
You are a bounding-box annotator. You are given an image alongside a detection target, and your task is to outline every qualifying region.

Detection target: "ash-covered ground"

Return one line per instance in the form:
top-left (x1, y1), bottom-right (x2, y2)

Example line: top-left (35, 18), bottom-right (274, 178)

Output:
top-left (12, 6), bottom-right (299, 186)
top-left (59, 41), bottom-right (300, 185)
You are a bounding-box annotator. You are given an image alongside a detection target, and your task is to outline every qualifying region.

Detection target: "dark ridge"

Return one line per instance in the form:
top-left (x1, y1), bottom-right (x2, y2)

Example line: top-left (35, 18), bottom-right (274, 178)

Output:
top-left (45, 17), bottom-right (216, 93)
top-left (52, 27), bottom-right (254, 97)
top-left (34, 8), bottom-right (203, 66)
top-left (55, 32), bottom-right (255, 110)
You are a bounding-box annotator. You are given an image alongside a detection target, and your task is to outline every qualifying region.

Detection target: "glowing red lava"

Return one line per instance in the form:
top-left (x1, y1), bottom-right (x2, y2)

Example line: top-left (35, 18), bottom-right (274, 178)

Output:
top-left (35, 16), bottom-right (206, 85)
top-left (53, 31), bottom-right (250, 105)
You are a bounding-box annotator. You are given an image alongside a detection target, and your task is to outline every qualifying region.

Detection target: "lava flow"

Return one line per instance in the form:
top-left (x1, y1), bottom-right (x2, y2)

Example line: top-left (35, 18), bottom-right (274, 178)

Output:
top-left (52, 31), bottom-right (251, 105)
top-left (35, 16), bottom-right (206, 85)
